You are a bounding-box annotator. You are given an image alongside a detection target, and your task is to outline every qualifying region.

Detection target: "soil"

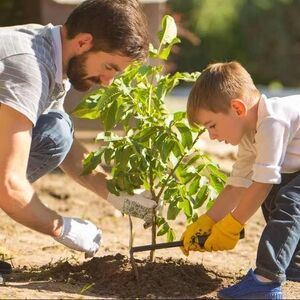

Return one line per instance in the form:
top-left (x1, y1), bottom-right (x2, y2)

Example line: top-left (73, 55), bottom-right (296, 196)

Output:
top-left (0, 131), bottom-right (299, 299)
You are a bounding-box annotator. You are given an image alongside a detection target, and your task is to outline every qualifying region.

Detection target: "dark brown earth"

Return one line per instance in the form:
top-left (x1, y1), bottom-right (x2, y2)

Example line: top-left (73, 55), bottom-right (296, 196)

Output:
top-left (10, 254), bottom-right (228, 299)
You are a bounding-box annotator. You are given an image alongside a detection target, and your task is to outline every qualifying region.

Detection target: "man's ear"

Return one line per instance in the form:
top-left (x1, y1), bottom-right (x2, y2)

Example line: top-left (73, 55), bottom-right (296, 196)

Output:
top-left (231, 99), bottom-right (247, 117)
top-left (74, 33), bottom-right (93, 54)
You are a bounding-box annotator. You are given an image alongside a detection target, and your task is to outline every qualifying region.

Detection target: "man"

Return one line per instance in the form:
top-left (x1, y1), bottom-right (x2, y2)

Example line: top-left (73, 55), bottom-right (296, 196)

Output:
top-left (0, 0), bottom-right (156, 271)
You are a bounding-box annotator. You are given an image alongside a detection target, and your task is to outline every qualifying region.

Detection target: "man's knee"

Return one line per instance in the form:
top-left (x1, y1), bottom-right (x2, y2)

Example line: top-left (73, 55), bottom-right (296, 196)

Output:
top-left (32, 110), bottom-right (74, 156)
top-left (46, 110), bottom-right (74, 154)
top-left (27, 110), bottom-right (74, 182)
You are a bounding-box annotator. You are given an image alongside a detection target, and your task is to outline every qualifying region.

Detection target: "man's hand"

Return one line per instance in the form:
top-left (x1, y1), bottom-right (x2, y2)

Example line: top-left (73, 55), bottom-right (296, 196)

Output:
top-left (54, 217), bottom-right (102, 257)
top-left (107, 190), bottom-right (157, 225)
top-left (204, 213), bottom-right (244, 251)
top-left (180, 214), bottom-right (215, 256)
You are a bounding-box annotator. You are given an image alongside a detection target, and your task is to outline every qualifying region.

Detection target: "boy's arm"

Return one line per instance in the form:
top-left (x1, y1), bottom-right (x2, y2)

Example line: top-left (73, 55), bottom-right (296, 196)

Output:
top-left (181, 184), bottom-right (246, 255)
top-left (203, 181), bottom-right (272, 252)
top-left (231, 181), bottom-right (273, 223)
top-left (206, 184), bottom-right (247, 222)
top-left (207, 181), bottom-right (272, 224)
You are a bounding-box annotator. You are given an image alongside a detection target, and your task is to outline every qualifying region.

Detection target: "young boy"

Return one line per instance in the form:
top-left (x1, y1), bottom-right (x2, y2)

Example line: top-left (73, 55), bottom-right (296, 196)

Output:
top-left (181, 61), bottom-right (300, 299)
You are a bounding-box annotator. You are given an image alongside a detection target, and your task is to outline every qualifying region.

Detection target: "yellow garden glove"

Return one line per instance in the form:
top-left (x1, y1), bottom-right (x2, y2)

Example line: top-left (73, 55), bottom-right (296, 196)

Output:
top-left (204, 213), bottom-right (244, 252)
top-left (180, 214), bottom-right (215, 256)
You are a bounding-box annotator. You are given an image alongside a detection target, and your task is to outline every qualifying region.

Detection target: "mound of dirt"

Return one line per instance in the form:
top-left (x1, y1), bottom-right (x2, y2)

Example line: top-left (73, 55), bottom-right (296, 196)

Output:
top-left (11, 254), bottom-right (225, 299)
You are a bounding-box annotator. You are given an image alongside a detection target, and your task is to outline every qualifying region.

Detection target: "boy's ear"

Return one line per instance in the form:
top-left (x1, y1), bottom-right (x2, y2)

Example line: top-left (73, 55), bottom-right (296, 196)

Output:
top-left (231, 99), bottom-right (247, 117)
top-left (73, 33), bottom-right (93, 54)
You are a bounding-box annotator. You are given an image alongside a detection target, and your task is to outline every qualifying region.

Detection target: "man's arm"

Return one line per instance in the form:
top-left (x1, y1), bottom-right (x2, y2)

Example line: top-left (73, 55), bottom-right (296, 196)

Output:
top-left (60, 136), bottom-right (157, 224)
top-left (59, 138), bottom-right (109, 200)
top-left (0, 104), bottom-right (62, 236)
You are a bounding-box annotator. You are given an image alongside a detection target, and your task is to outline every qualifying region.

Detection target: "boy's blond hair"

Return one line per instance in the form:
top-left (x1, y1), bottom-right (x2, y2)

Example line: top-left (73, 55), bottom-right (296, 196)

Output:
top-left (187, 61), bottom-right (260, 126)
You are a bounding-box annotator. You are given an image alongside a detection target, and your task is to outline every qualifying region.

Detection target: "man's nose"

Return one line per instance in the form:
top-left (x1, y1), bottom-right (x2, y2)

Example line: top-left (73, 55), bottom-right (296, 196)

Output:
top-left (100, 76), bottom-right (114, 87)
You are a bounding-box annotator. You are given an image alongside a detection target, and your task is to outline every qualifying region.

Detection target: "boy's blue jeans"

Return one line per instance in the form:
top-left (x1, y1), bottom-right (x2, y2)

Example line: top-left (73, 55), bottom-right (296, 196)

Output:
top-left (255, 172), bottom-right (300, 283)
top-left (26, 109), bottom-right (74, 183)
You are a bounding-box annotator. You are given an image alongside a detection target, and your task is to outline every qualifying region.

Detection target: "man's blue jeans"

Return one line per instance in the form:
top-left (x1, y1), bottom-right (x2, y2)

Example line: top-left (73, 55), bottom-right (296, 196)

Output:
top-left (26, 110), bottom-right (74, 183)
top-left (255, 172), bottom-right (300, 283)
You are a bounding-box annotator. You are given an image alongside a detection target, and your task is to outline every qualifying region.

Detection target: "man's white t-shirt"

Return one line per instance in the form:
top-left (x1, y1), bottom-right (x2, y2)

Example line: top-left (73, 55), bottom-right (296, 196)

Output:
top-left (227, 94), bottom-right (300, 188)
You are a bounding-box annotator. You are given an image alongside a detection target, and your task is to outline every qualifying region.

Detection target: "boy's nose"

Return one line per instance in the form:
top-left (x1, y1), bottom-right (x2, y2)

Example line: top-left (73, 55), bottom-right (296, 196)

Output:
top-left (208, 131), bottom-right (217, 140)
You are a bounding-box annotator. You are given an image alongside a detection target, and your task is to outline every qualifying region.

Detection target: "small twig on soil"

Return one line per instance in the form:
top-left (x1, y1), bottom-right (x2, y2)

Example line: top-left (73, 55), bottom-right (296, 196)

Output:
top-left (128, 215), bottom-right (139, 280)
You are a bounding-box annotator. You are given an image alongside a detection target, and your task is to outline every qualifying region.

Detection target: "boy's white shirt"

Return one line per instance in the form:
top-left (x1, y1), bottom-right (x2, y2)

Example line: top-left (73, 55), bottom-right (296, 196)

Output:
top-left (227, 94), bottom-right (300, 188)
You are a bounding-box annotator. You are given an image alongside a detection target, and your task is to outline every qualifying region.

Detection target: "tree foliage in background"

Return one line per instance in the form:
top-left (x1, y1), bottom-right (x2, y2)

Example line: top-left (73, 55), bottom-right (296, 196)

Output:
top-left (73, 16), bottom-right (226, 243)
top-left (169, 0), bottom-right (300, 87)
top-left (0, 0), bottom-right (40, 27)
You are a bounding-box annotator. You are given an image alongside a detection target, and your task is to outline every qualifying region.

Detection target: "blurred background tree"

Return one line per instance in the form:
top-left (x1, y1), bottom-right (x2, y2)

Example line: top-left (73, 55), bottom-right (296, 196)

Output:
top-left (168, 0), bottom-right (300, 87)
top-left (1, 0), bottom-right (300, 87)
top-left (0, 0), bottom-right (40, 26)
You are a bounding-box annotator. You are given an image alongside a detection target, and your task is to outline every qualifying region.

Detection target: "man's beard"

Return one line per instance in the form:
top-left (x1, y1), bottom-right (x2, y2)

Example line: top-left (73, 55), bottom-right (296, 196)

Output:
top-left (67, 51), bottom-right (99, 92)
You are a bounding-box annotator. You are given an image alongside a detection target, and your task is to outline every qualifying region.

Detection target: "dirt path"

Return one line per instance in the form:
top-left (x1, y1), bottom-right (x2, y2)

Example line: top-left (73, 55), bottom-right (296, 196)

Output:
top-left (0, 170), bottom-right (299, 299)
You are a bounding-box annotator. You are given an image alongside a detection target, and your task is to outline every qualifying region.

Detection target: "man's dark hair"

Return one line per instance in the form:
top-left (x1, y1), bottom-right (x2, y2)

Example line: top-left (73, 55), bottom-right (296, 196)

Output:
top-left (65, 0), bottom-right (149, 60)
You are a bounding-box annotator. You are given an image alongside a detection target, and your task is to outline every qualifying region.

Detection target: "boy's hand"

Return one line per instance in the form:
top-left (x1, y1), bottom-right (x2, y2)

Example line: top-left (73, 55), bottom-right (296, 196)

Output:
top-left (180, 214), bottom-right (215, 256)
top-left (204, 213), bottom-right (244, 251)
top-left (54, 217), bottom-right (102, 257)
top-left (107, 190), bottom-right (157, 226)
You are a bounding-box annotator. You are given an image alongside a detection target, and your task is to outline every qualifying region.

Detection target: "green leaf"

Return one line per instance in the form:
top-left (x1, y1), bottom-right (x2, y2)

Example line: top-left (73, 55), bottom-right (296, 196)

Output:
top-left (116, 174), bottom-right (131, 191)
top-left (172, 71), bottom-right (201, 83)
top-left (188, 177), bottom-right (200, 196)
top-left (138, 64), bottom-right (153, 77)
top-left (178, 198), bottom-right (192, 217)
top-left (82, 150), bottom-right (103, 175)
top-left (209, 174), bottom-right (225, 193)
top-left (158, 38), bottom-right (181, 60)
top-left (167, 228), bottom-right (176, 242)
top-left (167, 201), bottom-right (181, 220)
top-left (80, 283), bottom-right (95, 294)
top-left (98, 86), bottom-right (122, 111)
top-left (104, 148), bottom-right (115, 165)
top-left (156, 216), bottom-right (166, 227)
top-left (96, 131), bottom-right (123, 142)
top-left (194, 185), bottom-right (208, 209)
top-left (158, 15), bottom-right (178, 45)
top-left (206, 198), bottom-right (215, 210)
top-left (185, 155), bottom-right (201, 168)
top-left (123, 62), bottom-right (142, 79)
top-left (107, 179), bottom-right (120, 195)
top-left (176, 122), bottom-right (193, 149)
top-left (173, 111), bottom-right (186, 122)
top-left (157, 222), bottom-right (170, 236)
top-left (128, 172), bottom-right (143, 188)
top-left (149, 43), bottom-right (158, 57)
top-left (161, 139), bottom-right (175, 162)
top-left (115, 146), bottom-right (133, 170)
top-left (103, 99), bottom-right (119, 130)
top-left (172, 140), bottom-right (184, 157)
top-left (135, 126), bottom-right (158, 143)
top-left (72, 93), bottom-right (102, 119)
top-left (155, 132), bottom-right (168, 148)
top-left (164, 187), bottom-right (177, 201)
top-left (207, 164), bottom-right (227, 181)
